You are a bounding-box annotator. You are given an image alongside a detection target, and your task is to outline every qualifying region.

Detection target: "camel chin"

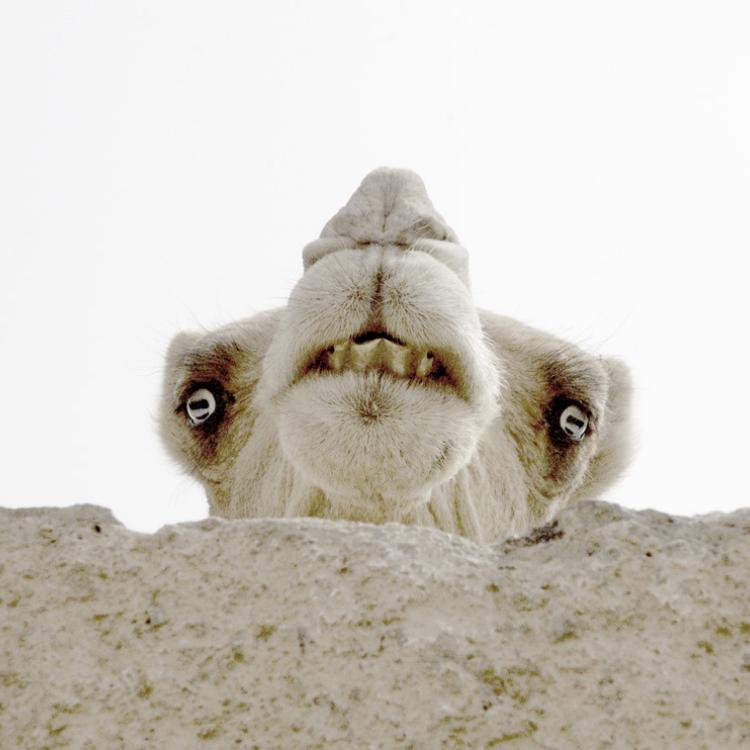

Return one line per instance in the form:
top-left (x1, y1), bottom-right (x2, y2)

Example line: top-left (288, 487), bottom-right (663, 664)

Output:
top-left (160, 168), bottom-right (631, 541)
top-left (275, 371), bottom-right (480, 508)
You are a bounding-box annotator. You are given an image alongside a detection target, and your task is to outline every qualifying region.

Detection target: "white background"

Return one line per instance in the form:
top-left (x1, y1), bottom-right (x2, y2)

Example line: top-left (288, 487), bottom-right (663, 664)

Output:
top-left (1, 1), bottom-right (748, 532)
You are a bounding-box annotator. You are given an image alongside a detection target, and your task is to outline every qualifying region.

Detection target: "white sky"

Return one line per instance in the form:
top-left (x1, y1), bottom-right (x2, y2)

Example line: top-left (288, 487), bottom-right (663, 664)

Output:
top-left (1, 0), bottom-right (749, 531)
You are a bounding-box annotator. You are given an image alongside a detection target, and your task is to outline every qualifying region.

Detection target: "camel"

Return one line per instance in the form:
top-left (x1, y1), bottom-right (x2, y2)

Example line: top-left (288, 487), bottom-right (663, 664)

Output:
top-left (160, 168), bottom-right (631, 542)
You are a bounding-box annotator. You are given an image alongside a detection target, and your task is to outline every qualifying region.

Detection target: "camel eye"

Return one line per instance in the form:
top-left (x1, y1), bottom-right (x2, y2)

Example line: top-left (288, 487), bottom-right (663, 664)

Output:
top-left (186, 388), bottom-right (217, 426)
top-left (559, 403), bottom-right (588, 441)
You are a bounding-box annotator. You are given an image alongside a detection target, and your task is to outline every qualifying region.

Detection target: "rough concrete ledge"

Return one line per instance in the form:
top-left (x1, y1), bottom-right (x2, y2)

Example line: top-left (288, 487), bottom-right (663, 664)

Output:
top-left (1, 501), bottom-right (749, 749)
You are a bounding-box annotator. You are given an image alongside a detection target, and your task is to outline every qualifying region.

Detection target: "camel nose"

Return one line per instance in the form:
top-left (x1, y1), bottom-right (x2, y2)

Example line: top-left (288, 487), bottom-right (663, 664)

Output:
top-left (302, 168), bottom-right (470, 284)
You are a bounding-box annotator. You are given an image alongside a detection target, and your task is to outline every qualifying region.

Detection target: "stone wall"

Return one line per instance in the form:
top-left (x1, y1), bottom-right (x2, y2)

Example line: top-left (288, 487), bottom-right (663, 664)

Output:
top-left (1, 501), bottom-right (749, 749)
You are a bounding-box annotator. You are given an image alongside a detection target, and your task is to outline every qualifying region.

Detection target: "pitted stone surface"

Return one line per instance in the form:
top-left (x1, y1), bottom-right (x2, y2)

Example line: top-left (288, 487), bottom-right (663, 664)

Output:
top-left (1, 501), bottom-right (749, 749)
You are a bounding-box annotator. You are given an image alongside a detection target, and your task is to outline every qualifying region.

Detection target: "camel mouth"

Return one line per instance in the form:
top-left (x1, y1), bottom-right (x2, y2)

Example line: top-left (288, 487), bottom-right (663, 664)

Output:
top-left (296, 332), bottom-right (463, 397)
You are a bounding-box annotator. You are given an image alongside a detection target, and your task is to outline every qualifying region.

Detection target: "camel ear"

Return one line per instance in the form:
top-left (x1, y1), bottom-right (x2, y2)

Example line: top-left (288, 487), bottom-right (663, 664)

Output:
top-left (574, 356), bottom-right (633, 501)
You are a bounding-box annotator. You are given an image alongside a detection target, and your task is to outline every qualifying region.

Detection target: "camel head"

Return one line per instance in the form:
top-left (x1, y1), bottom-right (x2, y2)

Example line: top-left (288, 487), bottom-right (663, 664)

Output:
top-left (160, 168), bottom-right (631, 541)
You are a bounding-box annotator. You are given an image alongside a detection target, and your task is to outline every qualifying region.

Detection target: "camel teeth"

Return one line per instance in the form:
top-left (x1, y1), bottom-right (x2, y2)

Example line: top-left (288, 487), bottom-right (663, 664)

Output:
top-left (403, 349), bottom-right (417, 377)
top-left (314, 338), bottom-right (443, 383)
top-left (384, 341), bottom-right (411, 376)
top-left (416, 352), bottom-right (435, 378)
top-left (351, 339), bottom-right (380, 371)
top-left (328, 343), bottom-right (348, 371)
top-left (370, 338), bottom-right (387, 368)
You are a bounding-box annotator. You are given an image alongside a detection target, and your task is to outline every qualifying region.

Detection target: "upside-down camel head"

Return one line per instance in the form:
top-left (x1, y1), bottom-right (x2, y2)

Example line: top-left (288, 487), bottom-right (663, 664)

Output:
top-left (160, 168), bottom-right (631, 541)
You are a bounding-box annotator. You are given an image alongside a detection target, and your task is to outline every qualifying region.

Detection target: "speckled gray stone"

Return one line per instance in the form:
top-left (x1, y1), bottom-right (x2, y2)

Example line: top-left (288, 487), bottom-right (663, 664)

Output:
top-left (1, 501), bottom-right (749, 749)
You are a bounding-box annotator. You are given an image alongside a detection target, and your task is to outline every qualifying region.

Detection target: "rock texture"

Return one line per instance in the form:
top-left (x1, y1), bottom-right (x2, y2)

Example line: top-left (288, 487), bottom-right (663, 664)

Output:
top-left (1, 502), bottom-right (749, 749)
